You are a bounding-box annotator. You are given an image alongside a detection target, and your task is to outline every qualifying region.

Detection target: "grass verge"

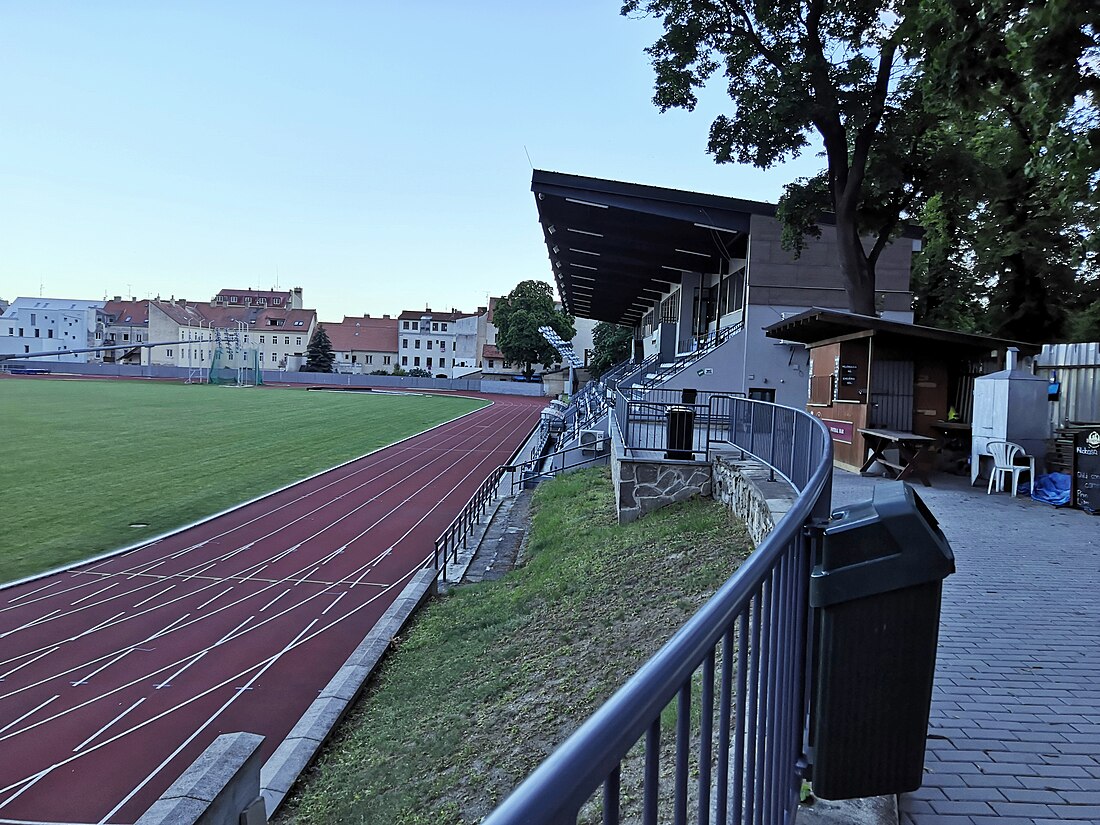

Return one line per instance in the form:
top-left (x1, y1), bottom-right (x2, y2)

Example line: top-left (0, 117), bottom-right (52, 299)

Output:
top-left (0, 379), bottom-right (484, 583)
top-left (276, 466), bottom-right (752, 825)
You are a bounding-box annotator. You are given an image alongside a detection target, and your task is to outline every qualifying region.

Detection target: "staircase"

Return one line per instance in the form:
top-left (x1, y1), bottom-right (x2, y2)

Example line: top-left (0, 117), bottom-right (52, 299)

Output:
top-left (633, 322), bottom-right (742, 391)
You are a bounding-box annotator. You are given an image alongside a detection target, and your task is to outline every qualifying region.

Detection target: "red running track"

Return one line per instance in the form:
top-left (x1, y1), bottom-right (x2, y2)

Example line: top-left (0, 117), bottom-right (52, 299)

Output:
top-left (0, 393), bottom-right (545, 824)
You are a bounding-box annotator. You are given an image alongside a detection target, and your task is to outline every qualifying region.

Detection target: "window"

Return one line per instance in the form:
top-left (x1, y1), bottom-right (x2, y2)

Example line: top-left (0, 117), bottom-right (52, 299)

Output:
top-left (7, 327), bottom-right (11, 335)
top-left (427, 357), bottom-right (433, 369)
top-left (384, 356), bottom-right (391, 365)
top-left (401, 356), bottom-right (407, 366)
top-left (415, 339), bottom-right (421, 349)
top-left (402, 321), bottom-right (410, 330)
top-left (488, 359), bottom-right (495, 368)
top-left (273, 297), bottom-right (281, 305)
top-left (19, 328), bottom-right (23, 336)
top-left (47, 329), bottom-right (53, 339)
top-left (167, 349), bottom-right (173, 357)
top-left (426, 340), bottom-right (432, 350)
top-left (137, 334), bottom-right (142, 342)
top-left (24, 345), bottom-right (29, 353)
top-left (259, 335), bottom-right (265, 344)
top-left (439, 357), bottom-right (445, 368)
top-left (284, 336), bottom-right (290, 345)
top-left (30, 313), bottom-right (36, 325)
top-left (296, 337), bottom-right (302, 346)
top-left (441, 323), bottom-right (448, 332)
top-left (414, 357), bottom-right (420, 367)
top-left (365, 355), bottom-right (373, 364)
top-left (271, 352), bottom-right (277, 362)
top-left (432, 322), bottom-right (439, 331)
top-left (230, 296), bottom-right (239, 303)
top-left (402, 339), bottom-right (408, 348)
top-left (123, 334), bottom-right (129, 341)
top-left (439, 340), bottom-right (445, 350)
top-left (294, 320), bottom-right (304, 326)
top-left (34, 329), bottom-right (40, 337)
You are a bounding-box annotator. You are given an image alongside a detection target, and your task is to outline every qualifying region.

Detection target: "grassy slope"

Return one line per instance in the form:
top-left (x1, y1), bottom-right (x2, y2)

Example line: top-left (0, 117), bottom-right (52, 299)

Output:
top-left (0, 380), bottom-right (484, 583)
top-left (277, 467), bottom-right (751, 825)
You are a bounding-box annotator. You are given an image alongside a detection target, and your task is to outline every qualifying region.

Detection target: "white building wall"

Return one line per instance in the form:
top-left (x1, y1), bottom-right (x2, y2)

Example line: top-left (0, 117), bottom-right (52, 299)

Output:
top-left (0, 298), bottom-right (105, 362)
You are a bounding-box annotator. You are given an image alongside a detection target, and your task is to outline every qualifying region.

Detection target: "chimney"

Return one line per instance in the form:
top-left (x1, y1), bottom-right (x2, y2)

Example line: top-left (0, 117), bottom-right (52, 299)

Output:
top-left (1006, 346), bottom-right (1019, 372)
top-left (113, 295), bottom-right (121, 301)
top-left (383, 314), bottom-right (391, 319)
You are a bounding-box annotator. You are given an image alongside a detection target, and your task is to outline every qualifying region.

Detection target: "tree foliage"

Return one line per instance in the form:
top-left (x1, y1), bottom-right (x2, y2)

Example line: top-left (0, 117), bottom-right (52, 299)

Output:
top-left (588, 322), bottom-right (634, 378)
top-left (494, 280), bottom-right (576, 378)
top-left (911, 0), bottom-right (1100, 341)
top-left (304, 324), bottom-right (335, 373)
top-left (623, 0), bottom-right (921, 315)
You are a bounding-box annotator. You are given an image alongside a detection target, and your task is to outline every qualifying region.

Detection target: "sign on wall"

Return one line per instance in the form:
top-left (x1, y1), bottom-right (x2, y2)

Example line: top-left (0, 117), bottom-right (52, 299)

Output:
top-left (821, 419), bottom-right (854, 444)
top-left (1074, 429), bottom-right (1100, 514)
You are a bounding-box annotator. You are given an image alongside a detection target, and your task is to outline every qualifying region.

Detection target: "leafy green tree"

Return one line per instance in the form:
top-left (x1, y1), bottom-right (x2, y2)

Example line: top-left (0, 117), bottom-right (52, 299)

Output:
top-left (304, 324), bottom-right (335, 373)
top-left (911, 0), bottom-right (1099, 341)
top-left (588, 322), bottom-right (633, 378)
top-left (406, 367), bottom-right (432, 378)
top-left (494, 280), bottom-right (575, 379)
top-left (622, 0), bottom-right (922, 315)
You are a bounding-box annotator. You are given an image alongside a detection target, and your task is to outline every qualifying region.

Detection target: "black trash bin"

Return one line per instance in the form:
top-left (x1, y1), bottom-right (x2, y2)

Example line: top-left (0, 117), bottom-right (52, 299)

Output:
top-left (665, 406), bottom-right (695, 460)
top-left (809, 483), bottom-right (955, 800)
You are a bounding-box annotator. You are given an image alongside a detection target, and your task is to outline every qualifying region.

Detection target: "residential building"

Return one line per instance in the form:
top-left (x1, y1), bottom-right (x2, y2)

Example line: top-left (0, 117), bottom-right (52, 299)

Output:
top-left (0, 298), bottom-right (105, 362)
top-left (325, 315), bottom-right (399, 373)
top-left (147, 297), bottom-right (316, 371)
top-left (213, 287), bottom-right (304, 310)
top-left (100, 298), bottom-right (149, 364)
top-left (396, 308), bottom-right (475, 375)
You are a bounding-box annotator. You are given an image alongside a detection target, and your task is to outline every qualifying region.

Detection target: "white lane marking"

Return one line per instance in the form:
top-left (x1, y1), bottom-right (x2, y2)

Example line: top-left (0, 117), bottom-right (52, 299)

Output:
top-left (294, 565), bottom-right (320, 584)
top-left (73, 698), bottom-right (146, 752)
top-left (71, 649), bottom-right (132, 686)
top-left (0, 610), bottom-right (60, 639)
top-left (95, 618), bottom-right (321, 824)
top-left (154, 651), bottom-right (208, 690)
top-left (146, 613), bottom-right (191, 641)
top-left (70, 583), bottom-right (119, 606)
top-left (0, 648), bottom-right (60, 682)
top-left (195, 587), bottom-right (233, 611)
top-left (216, 616), bottom-right (253, 646)
top-left (5, 581), bottom-right (59, 604)
top-left (258, 589), bottom-right (290, 612)
top-left (322, 592), bottom-right (347, 615)
top-left (0, 696), bottom-right (60, 736)
top-left (0, 768), bottom-right (54, 810)
top-left (132, 584), bottom-right (176, 608)
top-left (181, 562), bottom-right (217, 581)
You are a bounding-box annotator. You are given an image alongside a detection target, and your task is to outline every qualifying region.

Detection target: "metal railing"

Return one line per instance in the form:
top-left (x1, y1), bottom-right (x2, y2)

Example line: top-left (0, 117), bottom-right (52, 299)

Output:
top-left (484, 398), bottom-right (833, 825)
top-left (614, 390), bottom-right (745, 460)
top-left (432, 465), bottom-right (507, 582)
top-left (634, 322), bottom-right (742, 390)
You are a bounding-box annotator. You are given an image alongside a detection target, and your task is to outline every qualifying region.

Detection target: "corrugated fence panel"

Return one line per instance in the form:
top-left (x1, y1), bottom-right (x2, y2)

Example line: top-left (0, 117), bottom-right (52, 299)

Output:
top-left (1035, 343), bottom-right (1100, 426)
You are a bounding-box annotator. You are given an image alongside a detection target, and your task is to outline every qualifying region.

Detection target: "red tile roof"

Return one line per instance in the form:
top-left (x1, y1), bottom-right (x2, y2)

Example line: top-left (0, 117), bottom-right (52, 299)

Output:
top-left (483, 343), bottom-right (506, 360)
top-left (397, 309), bottom-right (476, 322)
top-left (324, 316), bottom-right (399, 352)
top-left (102, 300), bottom-right (149, 326)
top-left (151, 300), bottom-right (315, 331)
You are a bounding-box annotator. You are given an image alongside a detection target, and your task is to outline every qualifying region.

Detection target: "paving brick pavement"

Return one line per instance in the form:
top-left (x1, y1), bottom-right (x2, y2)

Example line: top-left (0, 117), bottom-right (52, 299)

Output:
top-left (830, 469), bottom-right (1100, 825)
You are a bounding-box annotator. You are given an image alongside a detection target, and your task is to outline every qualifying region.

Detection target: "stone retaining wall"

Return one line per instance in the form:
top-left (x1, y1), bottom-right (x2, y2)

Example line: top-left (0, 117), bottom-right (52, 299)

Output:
top-left (711, 456), bottom-right (796, 543)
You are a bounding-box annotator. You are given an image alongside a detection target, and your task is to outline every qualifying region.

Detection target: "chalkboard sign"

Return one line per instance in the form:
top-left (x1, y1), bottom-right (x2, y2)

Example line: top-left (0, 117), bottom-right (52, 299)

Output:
top-left (1073, 429), bottom-right (1100, 514)
top-left (840, 364), bottom-right (859, 386)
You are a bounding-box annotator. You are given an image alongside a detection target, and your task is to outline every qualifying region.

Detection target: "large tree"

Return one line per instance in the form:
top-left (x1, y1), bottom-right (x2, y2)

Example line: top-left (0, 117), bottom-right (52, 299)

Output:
top-left (622, 0), bottom-right (921, 315)
top-left (494, 280), bottom-right (576, 379)
top-left (304, 324), bottom-right (335, 373)
top-left (588, 322), bottom-right (634, 378)
top-left (912, 0), bottom-right (1099, 341)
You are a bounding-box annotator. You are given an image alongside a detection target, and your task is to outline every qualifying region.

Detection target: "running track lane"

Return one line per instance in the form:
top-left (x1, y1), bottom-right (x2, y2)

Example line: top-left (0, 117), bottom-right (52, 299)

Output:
top-left (0, 393), bottom-right (545, 824)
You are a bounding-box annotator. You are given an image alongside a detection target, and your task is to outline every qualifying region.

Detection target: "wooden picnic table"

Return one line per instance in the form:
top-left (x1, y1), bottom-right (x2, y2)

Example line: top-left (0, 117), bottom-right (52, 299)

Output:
top-left (859, 428), bottom-right (938, 487)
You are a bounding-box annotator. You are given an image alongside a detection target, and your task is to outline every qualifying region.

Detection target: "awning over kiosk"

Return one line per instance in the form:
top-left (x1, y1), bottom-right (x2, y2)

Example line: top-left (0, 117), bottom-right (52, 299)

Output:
top-left (531, 170), bottom-right (773, 324)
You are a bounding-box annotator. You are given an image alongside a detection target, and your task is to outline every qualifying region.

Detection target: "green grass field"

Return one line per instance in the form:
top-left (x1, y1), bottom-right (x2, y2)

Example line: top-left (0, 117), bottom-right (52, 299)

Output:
top-left (0, 379), bottom-right (486, 584)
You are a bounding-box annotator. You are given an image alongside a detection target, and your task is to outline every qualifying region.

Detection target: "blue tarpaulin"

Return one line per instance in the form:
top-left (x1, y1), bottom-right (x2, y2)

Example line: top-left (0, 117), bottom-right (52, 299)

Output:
top-left (1030, 472), bottom-right (1072, 506)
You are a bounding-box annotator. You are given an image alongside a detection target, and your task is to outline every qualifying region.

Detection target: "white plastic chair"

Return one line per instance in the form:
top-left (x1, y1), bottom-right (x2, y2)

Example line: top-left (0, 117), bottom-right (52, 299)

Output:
top-left (985, 440), bottom-right (1035, 496)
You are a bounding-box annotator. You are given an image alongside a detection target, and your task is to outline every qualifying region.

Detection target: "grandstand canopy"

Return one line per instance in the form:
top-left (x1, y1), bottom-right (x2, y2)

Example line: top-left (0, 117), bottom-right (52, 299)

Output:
top-left (531, 170), bottom-right (768, 325)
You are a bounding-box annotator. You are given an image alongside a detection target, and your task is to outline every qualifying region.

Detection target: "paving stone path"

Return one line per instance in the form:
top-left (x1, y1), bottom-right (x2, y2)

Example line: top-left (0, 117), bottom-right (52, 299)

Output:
top-left (831, 470), bottom-right (1100, 824)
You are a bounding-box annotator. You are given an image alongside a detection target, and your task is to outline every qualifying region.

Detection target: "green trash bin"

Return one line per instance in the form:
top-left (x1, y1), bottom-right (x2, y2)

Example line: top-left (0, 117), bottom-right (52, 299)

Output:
top-left (809, 483), bottom-right (955, 800)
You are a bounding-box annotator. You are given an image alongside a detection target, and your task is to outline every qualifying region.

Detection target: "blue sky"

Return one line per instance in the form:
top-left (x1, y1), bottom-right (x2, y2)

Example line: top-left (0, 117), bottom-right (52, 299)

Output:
top-left (0, 1), bottom-right (822, 322)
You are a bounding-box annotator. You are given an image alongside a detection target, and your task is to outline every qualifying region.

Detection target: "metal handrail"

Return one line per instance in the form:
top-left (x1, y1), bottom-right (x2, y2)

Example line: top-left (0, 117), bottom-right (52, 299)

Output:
top-left (484, 398), bottom-right (833, 825)
top-left (634, 321), bottom-right (742, 390)
top-left (432, 464), bottom-right (506, 582)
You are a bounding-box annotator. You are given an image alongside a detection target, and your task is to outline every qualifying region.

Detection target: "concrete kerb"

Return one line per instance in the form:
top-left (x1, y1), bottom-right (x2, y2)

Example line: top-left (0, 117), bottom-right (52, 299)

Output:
top-left (259, 567), bottom-right (438, 816)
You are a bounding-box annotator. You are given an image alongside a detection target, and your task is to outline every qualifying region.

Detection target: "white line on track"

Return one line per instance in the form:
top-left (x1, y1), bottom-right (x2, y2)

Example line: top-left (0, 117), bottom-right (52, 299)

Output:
top-left (132, 584), bottom-right (175, 609)
top-left (69, 583), bottom-right (118, 607)
top-left (153, 651), bottom-right (207, 690)
top-left (72, 698), bottom-right (146, 752)
top-left (0, 611), bottom-right (60, 639)
top-left (0, 696), bottom-right (59, 736)
top-left (0, 648), bottom-right (60, 682)
top-left (0, 769), bottom-right (52, 810)
top-left (258, 589), bottom-right (290, 612)
top-left (216, 616), bottom-right (253, 645)
top-left (194, 587), bottom-right (233, 611)
top-left (5, 582), bottom-right (58, 604)
top-left (322, 592), bottom-right (346, 615)
top-left (71, 649), bottom-right (132, 686)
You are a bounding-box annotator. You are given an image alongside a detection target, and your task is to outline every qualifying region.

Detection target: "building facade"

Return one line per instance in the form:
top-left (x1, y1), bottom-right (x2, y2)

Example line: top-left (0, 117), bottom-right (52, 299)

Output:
top-left (325, 315), bottom-right (399, 373)
top-left (0, 298), bottom-right (106, 362)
